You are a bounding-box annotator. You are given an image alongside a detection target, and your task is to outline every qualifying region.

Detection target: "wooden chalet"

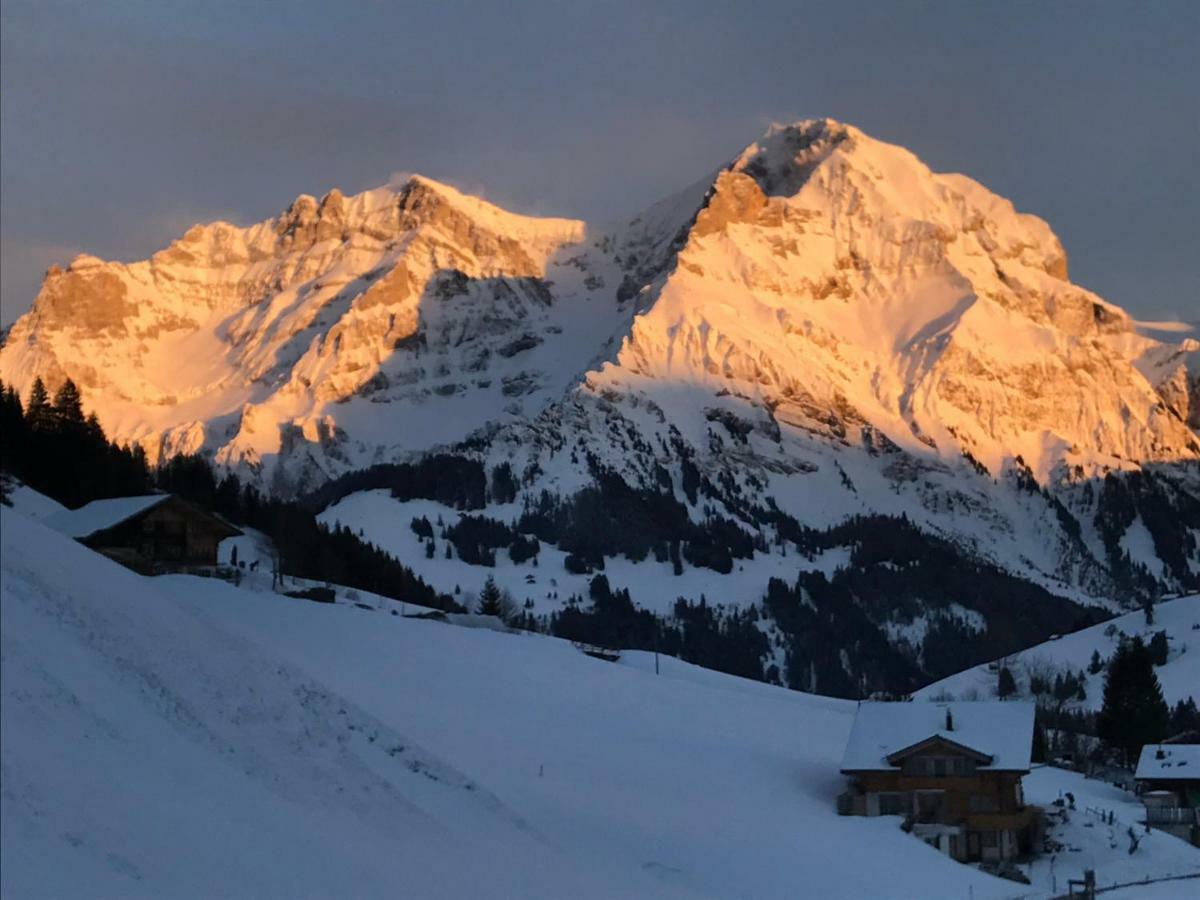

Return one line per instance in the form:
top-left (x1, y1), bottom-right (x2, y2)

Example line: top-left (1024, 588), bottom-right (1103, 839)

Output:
top-left (47, 494), bottom-right (242, 574)
top-left (838, 701), bottom-right (1037, 863)
top-left (1136, 741), bottom-right (1200, 847)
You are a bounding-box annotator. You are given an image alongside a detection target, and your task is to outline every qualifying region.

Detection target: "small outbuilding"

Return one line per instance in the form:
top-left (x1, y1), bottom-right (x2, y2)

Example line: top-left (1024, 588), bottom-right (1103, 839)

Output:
top-left (838, 701), bottom-right (1038, 863)
top-left (47, 494), bottom-right (242, 574)
top-left (1135, 742), bottom-right (1200, 847)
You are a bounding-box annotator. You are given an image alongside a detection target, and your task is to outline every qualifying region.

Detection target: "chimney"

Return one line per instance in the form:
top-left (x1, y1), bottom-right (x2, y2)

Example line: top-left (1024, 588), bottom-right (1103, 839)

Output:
top-left (945, 708), bottom-right (954, 731)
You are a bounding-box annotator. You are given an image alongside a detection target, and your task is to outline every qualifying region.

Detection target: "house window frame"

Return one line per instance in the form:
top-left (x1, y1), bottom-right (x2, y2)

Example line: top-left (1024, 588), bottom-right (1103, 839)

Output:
top-left (914, 789), bottom-right (946, 818)
top-left (904, 754), bottom-right (972, 777)
top-left (969, 794), bottom-right (999, 813)
top-left (877, 791), bottom-right (909, 816)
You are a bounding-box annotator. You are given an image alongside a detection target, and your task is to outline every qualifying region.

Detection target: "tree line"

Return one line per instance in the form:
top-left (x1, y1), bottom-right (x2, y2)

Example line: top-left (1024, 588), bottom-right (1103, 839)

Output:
top-left (1, 377), bottom-right (458, 612)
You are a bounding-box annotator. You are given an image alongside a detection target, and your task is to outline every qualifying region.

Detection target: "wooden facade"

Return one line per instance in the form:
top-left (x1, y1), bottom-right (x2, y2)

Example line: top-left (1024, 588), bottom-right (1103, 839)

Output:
top-left (841, 737), bottom-right (1036, 862)
top-left (80, 496), bottom-right (241, 573)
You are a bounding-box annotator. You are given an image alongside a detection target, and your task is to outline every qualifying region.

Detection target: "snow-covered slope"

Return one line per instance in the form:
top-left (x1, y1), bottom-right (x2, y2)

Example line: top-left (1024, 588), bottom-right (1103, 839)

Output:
top-left (3, 508), bottom-right (1198, 898)
top-left (2, 118), bottom-right (1198, 604)
top-left (917, 595), bottom-right (1200, 710)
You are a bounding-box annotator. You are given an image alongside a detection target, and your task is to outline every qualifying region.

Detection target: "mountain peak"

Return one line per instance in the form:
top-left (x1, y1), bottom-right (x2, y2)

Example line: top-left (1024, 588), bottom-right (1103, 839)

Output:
top-left (762, 116), bottom-right (860, 141)
top-left (1, 119), bottom-right (1196, 521)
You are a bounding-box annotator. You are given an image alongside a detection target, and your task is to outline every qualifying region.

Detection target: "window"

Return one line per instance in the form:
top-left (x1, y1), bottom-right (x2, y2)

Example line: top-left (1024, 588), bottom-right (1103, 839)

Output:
top-left (915, 791), bottom-right (945, 817)
top-left (969, 795), bottom-right (998, 813)
top-left (878, 792), bottom-right (908, 815)
top-left (981, 830), bottom-right (998, 848)
top-left (907, 756), bottom-right (970, 777)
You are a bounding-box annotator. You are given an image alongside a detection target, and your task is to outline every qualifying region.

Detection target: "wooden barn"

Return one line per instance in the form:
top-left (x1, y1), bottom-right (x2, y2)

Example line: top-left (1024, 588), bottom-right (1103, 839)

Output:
top-left (838, 701), bottom-right (1038, 863)
top-left (47, 494), bottom-right (242, 574)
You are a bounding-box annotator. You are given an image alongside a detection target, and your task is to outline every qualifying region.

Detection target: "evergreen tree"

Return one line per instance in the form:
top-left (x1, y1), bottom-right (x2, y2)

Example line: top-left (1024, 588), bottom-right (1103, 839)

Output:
top-left (24, 378), bottom-right (52, 431)
top-left (1097, 637), bottom-right (1169, 766)
top-left (51, 378), bottom-right (85, 429)
top-left (1148, 630), bottom-right (1169, 666)
top-left (477, 575), bottom-right (503, 617)
top-left (490, 462), bottom-right (519, 504)
top-left (0, 381), bottom-right (28, 472)
top-left (1088, 649), bottom-right (1104, 675)
top-left (1168, 697), bottom-right (1199, 735)
top-left (1031, 719), bottom-right (1048, 764)
top-left (997, 665), bottom-right (1017, 698)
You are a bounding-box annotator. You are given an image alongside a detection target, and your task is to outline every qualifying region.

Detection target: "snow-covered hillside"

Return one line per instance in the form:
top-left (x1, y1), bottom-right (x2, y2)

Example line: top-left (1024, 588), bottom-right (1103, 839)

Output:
top-left (3, 507), bottom-right (1198, 898)
top-left (917, 596), bottom-right (1200, 710)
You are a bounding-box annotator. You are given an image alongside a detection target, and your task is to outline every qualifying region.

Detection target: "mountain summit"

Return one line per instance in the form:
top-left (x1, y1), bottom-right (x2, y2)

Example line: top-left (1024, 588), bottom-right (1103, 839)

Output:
top-left (609, 118), bottom-right (1197, 477)
top-left (2, 119), bottom-right (1197, 607)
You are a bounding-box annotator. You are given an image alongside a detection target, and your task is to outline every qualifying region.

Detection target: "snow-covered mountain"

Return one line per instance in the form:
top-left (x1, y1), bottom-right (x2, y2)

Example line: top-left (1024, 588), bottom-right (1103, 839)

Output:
top-left (2, 119), bottom-right (1198, 617)
top-left (0, 175), bottom-right (621, 491)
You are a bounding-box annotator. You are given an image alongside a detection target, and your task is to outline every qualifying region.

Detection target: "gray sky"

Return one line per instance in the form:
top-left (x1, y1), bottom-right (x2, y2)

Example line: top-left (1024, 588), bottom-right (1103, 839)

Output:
top-left (2, 0), bottom-right (1197, 326)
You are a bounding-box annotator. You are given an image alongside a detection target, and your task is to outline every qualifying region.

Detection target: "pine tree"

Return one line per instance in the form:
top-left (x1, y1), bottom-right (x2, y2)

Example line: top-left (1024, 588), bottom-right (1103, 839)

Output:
top-left (0, 381), bottom-right (28, 472)
top-left (1031, 719), bottom-right (1048, 764)
top-left (477, 575), bottom-right (503, 617)
top-left (25, 377), bottom-right (52, 431)
top-left (997, 665), bottom-right (1017, 698)
top-left (1148, 630), bottom-right (1168, 666)
top-left (1097, 636), bottom-right (1169, 767)
top-left (1088, 649), bottom-right (1104, 675)
top-left (1169, 697), bottom-right (1199, 735)
top-left (51, 378), bottom-right (85, 429)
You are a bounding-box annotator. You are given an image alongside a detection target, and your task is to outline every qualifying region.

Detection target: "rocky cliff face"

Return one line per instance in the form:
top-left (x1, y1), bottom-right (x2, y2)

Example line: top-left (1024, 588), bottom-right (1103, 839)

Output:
top-left (0, 175), bottom-right (621, 492)
top-left (604, 121), bottom-right (1196, 480)
top-left (3, 119), bottom-right (1197, 597)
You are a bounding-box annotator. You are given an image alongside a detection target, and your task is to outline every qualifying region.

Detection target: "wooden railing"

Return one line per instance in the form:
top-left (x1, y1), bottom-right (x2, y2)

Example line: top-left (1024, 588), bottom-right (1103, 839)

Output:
top-left (1144, 806), bottom-right (1199, 826)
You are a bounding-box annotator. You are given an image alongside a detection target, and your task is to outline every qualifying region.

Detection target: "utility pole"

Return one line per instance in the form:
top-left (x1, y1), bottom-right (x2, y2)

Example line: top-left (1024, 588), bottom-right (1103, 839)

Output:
top-left (654, 613), bottom-right (660, 675)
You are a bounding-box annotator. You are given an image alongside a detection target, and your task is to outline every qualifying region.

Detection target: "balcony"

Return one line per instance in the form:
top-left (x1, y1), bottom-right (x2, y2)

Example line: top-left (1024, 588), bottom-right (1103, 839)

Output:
top-left (1144, 806), bottom-right (1199, 826)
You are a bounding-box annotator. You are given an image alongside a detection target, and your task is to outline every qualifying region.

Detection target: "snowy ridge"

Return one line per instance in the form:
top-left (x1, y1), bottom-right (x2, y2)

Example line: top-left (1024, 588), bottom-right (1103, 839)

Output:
top-left (916, 595), bottom-right (1200, 709)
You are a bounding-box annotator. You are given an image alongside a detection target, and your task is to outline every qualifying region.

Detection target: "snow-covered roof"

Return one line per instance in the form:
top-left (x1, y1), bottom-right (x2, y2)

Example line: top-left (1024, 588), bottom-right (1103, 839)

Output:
top-left (46, 495), bottom-right (171, 539)
top-left (1135, 744), bottom-right (1200, 781)
top-left (840, 701), bottom-right (1035, 773)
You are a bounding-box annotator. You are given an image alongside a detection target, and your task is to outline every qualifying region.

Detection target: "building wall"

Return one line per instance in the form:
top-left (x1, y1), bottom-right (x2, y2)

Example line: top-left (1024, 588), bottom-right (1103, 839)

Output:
top-left (851, 769), bottom-right (1025, 817)
top-left (842, 748), bottom-right (1034, 862)
top-left (84, 498), bottom-right (235, 568)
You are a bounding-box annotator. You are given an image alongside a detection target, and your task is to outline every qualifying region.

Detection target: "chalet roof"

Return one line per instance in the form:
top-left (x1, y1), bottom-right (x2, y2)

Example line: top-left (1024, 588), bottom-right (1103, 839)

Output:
top-left (840, 701), bottom-right (1035, 773)
top-left (47, 495), bottom-right (171, 539)
top-left (45, 494), bottom-right (241, 541)
top-left (1135, 744), bottom-right (1200, 782)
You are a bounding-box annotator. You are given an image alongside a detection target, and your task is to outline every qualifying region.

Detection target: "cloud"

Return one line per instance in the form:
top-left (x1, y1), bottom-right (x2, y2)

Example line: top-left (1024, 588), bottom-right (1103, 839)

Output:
top-left (1133, 317), bottom-right (1198, 335)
